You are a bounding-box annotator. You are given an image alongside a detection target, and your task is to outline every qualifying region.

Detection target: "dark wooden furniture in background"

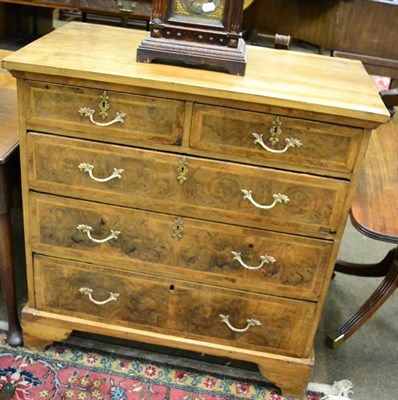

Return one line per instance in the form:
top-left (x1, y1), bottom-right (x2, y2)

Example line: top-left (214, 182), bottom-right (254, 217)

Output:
top-left (243, 0), bottom-right (398, 88)
top-left (327, 90), bottom-right (398, 349)
top-left (78, 0), bottom-right (152, 28)
top-left (0, 1), bottom-right (76, 40)
top-left (0, 0), bottom-right (152, 40)
top-left (0, 49), bottom-right (23, 346)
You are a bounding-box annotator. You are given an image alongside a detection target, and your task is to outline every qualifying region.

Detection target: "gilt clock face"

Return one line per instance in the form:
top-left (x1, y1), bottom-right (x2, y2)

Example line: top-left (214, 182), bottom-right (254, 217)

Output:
top-left (171, 0), bottom-right (226, 26)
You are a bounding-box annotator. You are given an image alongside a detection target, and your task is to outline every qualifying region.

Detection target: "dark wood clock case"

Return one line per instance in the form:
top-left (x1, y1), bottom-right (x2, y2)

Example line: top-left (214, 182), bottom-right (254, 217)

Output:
top-left (136, 0), bottom-right (247, 75)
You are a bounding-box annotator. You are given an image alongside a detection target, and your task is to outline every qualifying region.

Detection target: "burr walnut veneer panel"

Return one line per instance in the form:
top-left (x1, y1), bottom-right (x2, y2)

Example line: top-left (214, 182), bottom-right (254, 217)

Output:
top-left (30, 192), bottom-right (333, 301)
top-left (27, 133), bottom-right (349, 238)
top-left (34, 255), bottom-right (316, 358)
top-left (190, 104), bottom-right (364, 175)
top-left (2, 22), bottom-right (389, 398)
top-left (25, 82), bottom-right (186, 146)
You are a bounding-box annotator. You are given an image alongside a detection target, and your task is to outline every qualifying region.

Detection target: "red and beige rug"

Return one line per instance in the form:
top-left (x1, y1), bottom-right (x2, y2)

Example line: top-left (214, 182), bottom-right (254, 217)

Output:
top-left (0, 331), bottom-right (324, 400)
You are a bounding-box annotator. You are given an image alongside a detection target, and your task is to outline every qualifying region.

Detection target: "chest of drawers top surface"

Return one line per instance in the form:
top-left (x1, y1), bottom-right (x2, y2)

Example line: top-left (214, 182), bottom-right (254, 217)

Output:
top-left (2, 22), bottom-right (389, 128)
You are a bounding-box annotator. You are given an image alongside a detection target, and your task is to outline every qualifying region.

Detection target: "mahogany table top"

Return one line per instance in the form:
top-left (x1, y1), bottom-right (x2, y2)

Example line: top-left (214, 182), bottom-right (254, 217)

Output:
top-left (350, 109), bottom-right (398, 243)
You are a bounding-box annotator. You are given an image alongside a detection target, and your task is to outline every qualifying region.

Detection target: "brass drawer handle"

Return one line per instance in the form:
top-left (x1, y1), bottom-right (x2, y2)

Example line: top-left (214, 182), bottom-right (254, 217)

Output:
top-left (79, 107), bottom-right (126, 127)
top-left (231, 251), bottom-right (276, 270)
top-left (79, 287), bottom-right (119, 305)
top-left (77, 224), bottom-right (120, 243)
top-left (219, 314), bottom-right (262, 333)
top-left (241, 189), bottom-right (290, 210)
top-left (253, 133), bottom-right (303, 154)
top-left (78, 163), bottom-right (124, 183)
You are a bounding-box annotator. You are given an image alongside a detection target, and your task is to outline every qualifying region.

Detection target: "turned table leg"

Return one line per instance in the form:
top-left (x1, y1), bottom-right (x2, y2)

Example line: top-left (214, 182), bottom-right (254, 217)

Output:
top-left (0, 162), bottom-right (23, 346)
top-left (327, 247), bottom-right (398, 349)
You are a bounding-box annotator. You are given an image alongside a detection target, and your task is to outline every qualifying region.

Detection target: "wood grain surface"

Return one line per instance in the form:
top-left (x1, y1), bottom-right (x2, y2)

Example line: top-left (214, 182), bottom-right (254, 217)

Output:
top-left (27, 133), bottom-right (350, 238)
top-left (34, 254), bottom-right (316, 357)
top-left (29, 192), bottom-right (333, 300)
top-left (190, 103), bottom-right (364, 175)
top-left (24, 81), bottom-right (185, 146)
top-left (2, 22), bottom-right (389, 127)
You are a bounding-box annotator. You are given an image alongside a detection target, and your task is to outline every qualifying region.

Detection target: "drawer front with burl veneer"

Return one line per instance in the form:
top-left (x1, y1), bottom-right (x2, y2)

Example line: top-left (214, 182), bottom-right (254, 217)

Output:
top-left (34, 255), bottom-right (317, 357)
top-left (23, 81), bottom-right (185, 146)
top-left (30, 192), bottom-right (333, 300)
top-left (190, 104), bottom-right (364, 177)
top-left (27, 133), bottom-right (349, 238)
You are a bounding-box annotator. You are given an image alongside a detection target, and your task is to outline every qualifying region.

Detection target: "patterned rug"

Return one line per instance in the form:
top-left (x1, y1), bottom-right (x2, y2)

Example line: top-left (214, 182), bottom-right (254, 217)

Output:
top-left (0, 330), bottom-right (324, 400)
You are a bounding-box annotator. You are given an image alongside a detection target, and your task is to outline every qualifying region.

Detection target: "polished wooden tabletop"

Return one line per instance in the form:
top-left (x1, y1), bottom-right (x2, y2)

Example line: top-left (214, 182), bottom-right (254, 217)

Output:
top-left (0, 49), bottom-right (18, 164)
top-left (350, 109), bottom-right (398, 243)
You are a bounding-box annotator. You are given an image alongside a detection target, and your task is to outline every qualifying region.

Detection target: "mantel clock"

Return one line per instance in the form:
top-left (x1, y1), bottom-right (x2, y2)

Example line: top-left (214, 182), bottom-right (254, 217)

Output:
top-left (137, 0), bottom-right (247, 75)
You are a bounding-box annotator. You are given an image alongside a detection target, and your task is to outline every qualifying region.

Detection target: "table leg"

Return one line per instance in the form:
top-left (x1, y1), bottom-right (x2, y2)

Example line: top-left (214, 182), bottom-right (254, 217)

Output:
top-left (327, 247), bottom-right (397, 349)
top-left (334, 247), bottom-right (396, 277)
top-left (0, 164), bottom-right (23, 346)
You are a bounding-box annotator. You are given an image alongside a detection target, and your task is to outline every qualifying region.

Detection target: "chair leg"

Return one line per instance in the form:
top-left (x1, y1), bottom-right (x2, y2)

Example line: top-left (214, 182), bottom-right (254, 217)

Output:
top-left (327, 248), bottom-right (398, 349)
top-left (0, 214), bottom-right (23, 346)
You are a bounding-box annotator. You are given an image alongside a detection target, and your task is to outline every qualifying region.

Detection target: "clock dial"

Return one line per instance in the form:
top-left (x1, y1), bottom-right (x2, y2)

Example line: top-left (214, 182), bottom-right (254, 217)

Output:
top-left (180, 0), bottom-right (222, 15)
top-left (171, 0), bottom-right (226, 26)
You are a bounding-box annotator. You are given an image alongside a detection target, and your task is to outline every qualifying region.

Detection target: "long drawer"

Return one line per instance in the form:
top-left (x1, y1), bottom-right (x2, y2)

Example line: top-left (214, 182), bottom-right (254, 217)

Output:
top-left (24, 81), bottom-right (185, 146)
top-left (27, 133), bottom-right (349, 237)
top-left (30, 192), bottom-right (333, 300)
top-left (190, 104), bottom-right (364, 176)
top-left (34, 255), bottom-right (317, 357)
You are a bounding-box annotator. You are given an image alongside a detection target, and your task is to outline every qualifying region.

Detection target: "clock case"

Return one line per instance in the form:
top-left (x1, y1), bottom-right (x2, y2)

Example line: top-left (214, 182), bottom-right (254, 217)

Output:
top-left (137, 0), bottom-right (247, 75)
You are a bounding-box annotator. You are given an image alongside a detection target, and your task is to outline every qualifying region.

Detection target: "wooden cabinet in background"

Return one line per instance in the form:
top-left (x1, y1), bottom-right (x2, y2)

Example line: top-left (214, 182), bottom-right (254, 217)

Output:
top-left (2, 22), bottom-right (389, 398)
top-left (79, 0), bottom-right (151, 16)
top-left (243, 0), bottom-right (398, 87)
top-left (0, 0), bottom-right (152, 40)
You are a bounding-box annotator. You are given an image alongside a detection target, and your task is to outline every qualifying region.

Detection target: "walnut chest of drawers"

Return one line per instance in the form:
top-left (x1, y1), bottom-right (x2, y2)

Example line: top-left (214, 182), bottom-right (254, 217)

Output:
top-left (3, 22), bottom-right (389, 398)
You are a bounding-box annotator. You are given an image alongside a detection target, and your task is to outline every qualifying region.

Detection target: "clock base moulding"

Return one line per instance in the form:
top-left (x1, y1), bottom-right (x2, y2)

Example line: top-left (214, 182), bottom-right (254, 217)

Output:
top-left (136, 36), bottom-right (247, 75)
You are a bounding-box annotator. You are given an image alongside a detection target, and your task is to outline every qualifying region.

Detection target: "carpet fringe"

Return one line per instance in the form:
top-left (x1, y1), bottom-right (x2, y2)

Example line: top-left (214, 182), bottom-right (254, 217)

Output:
top-left (308, 380), bottom-right (353, 399)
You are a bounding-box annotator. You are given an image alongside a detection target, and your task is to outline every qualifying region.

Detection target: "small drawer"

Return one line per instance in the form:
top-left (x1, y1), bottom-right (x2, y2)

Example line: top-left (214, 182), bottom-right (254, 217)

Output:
top-left (30, 192), bottom-right (333, 300)
top-left (27, 133), bottom-right (349, 238)
top-left (34, 255), bottom-right (317, 357)
top-left (190, 104), bottom-right (364, 176)
top-left (24, 81), bottom-right (185, 147)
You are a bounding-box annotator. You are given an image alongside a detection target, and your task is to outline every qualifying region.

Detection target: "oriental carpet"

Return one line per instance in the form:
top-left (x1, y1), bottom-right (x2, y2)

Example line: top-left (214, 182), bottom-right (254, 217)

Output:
top-left (0, 330), bottom-right (323, 400)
